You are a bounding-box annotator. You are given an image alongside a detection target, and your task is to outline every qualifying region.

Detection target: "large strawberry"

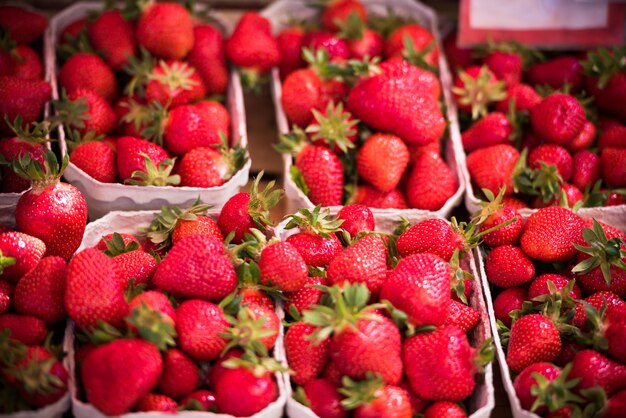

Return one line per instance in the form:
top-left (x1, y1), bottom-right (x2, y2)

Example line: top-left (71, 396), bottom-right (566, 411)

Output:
top-left (188, 24), bottom-right (228, 96)
top-left (87, 9), bottom-right (136, 70)
top-left (157, 348), bottom-right (200, 400)
top-left (0, 76), bottom-right (51, 134)
top-left (466, 144), bottom-right (519, 196)
top-left (357, 133), bottom-right (409, 193)
top-left (175, 299), bottom-right (228, 361)
top-left (405, 150), bottom-right (457, 210)
top-left (214, 360), bottom-right (278, 416)
top-left (506, 314), bottom-right (562, 373)
top-left (13, 256), bottom-right (66, 324)
top-left (136, 2), bottom-right (193, 60)
top-left (58, 53), bottom-right (118, 103)
top-left (285, 322), bottom-right (330, 385)
top-left (116, 136), bottom-right (177, 186)
top-left (530, 93), bottom-right (586, 146)
top-left (81, 339), bottom-right (163, 416)
top-left (0, 5), bottom-right (47, 45)
top-left (0, 231), bottom-right (45, 283)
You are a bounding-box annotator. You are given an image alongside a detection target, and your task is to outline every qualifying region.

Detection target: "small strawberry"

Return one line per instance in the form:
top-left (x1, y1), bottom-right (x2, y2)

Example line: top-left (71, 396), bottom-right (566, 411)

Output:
top-left (9, 46), bottom-right (44, 80)
top-left (285, 322), bottom-right (330, 385)
top-left (335, 11), bottom-right (382, 60)
top-left (0, 314), bottom-right (46, 345)
top-left (0, 76), bottom-right (51, 134)
top-left (597, 125), bottom-right (626, 150)
top-left (530, 93), bottom-right (586, 146)
top-left (568, 120), bottom-right (596, 152)
top-left (53, 89), bottom-right (117, 136)
top-left (396, 218), bottom-right (463, 262)
top-left (179, 390), bottom-right (217, 411)
top-left (171, 215), bottom-right (223, 246)
top-left (479, 205), bottom-right (523, 247)
top-left (494, 83), bottom-right (542, 113)
top-left (58, 53), bottom-right (117, 103)
top-left (506, 314), bottom-right (561, 373)
top-left (188, 24), bottom-right (228, 96)
top-left (298, 378), bottom-right (346, 418)
top-left (528, 274), bottom-right (581, 301)
top-left (67, 131), bottom-right (117, 184)
top-left (336, 204), bottom-right (374, 237)
top-left (285, 276), bottom-right (328, 317)
top-left (405, 150), bottom-right (458, 210)
top-left (466, 144), bottom-right (519, 196)
top-left (178, 138), bottom-right (248, 188)
top-left (277, 26), bottom-right (306, 79)
top-left (134, 393), bottom-right (177, 412)
top-left (214, 362), bottom-right (278, 416)
top-left (303, 31), bottom-right (351, 62)
top-left (602, 147), bottom-right (626, 187)
top-left (13, 256), bottom-right (66, 324)
top-left (513, 362), bottom-right (563, 414)
top-left (175, 299), bottom-right (228, 361)
top-left (258, 241), bottom-right (308, 292)
top-left (444, 299), bottom-right (480, 332)
top-left (322, 0), bottom-right (367, 32)
top-left (136, 2), bottom-right (193, 60)
top-left (484, 50), bottom-right (523, 87)
top-left (385, 24), bottom-right (438, 68)
top-left (115, 136), bottom-right (175, 185)
top-left (340, 375), bottom-right (413, 418)
top-left (570, 150), bottom-right (601, 190)
top-left (528, 56), bottom-right (584, 92)
top-left (528, 144), bottom-right (573, 181)
top-left (157, 348), bottom-right (200, 400)
top-left (452, 65), bottom-right (505, 119)
top-left (87, 10), bottom-right (135, 70)
top-left (357, 133), bottom-right (409, 193)
top-left (461, 112), bottom-right (513, 152)
top-left (493, 288), bottom-right (527, 327)
top-left (0, 6), bottom-right (47, 45)
top-left (0, 231), bottom-right (45, 282)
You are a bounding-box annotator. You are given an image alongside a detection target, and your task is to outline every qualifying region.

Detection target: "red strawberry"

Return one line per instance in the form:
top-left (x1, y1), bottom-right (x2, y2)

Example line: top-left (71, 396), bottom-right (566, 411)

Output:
top-left (0, 231), bottom-right (45, 282)
top-left (336, 204), bottom-right (374, 237)
top-left (405, 150), bottom-right (457, 210)
top-left (352, 185), bottom-right (408, 209)
top-left (327, 235), bottom-right (388, 297)
top-left (175, 299), bottom-right (228, 361)
top-left (136, 2), bottom-right (193, 60)
top-left (145, 60), bottom-right (206, 108)
top-left (531, 183), bottom-right (583, 209)
top-left (153, 235), bottom-right (236, 301)
top-left (231, 301), bottom-right (280, 351)
top-left (13, 256), bottom-right (66, 324)
top-left (444, 299), bottom-right (480, 332)
top-left (513, 362), bottom-right (562, 414)
top-left (134, 393), bottom-right (177, 412)
top-left (301, 379), bottom-right (347, 418)
top-left (285, 276), bottom-right (328, 316)
top-left (462, 112), bottom-right (513, 152)
top-left (381, 253), bottom-right (451, 327)
top-left (452, 66), bottom-right (505, 119)
top-left (333, 10), bottom-right (381, 60)
top-left (466, 144), bottom-right (519, 196)
top-left (584, 48), bottom-right (626, 120)
top-left (385, 24), bottom-right (438, 68)
top-left (238, 288), bottom-right (274, 312)
top-left (188, 24), bottom-right (228, 96)
top-left (0, 6), bottom-right (47, 45)
top-left (157, 348), bottom-right (199, 400)
top-left (322, 0), bottom-right (367, 32)
top-left (480, 205), bottom-right (523, 247)
top-left (114, 96), bottom-right (150, 137)
top-left (502, 196), bottom-right (529, 210)
top-left (179, 390), bottom-right (217, 411)
top-left (87, 10), bottom-right (136, 70)
top-left (570, 150), bottom-right (600, 190)
top-left (70, 139), bottom-right (117, 184)
top-left (528, 144), bottom-right (573, 181)
top-left (571, 291), bottom-right (626, 330)
top-left (343, 379), bottom-right (413, 418)
top-left (568, 120), bottom-right (596, 151)
top-left (506, 314), bottom-right (561, 373)
top-left (0, 76), bottom-right (51, 134)
top-left (65, 248), bottom-right (128, 330)
top-left (215, 366), bottom-right (277, 416)
top-left (178, 141), bottom-right (246, 188)
top-left (396, 218), bottom-right (462, 262)
top-left (59, 89), bottom-right (117, 136)
top-left (423, 402), bottom-right (467, 418)
top-left (528, 56), bottom-right (584, 92)
top-left (357, 133), bottom-right (409, 193)
top-left (304, 31), bottom-right (351, 62)
top-left (59, 53), bottom-right (117, 103)
top-left (258, 241), bottom-right (308, 292)
top-left (277, 26), bottom-right (305, 79)
top-left (293, 144), bottom-right (344, 206)
top-left (0, 313), bottom-right (46, 345)
top-left (403, 325), bottom-right (481, 401)
top-left (494, 83), bottom-right (542, 113)
top-left (126, 291), bottom-right (176, 334)
top-left (172, 215), bottom-right (223, 246)
top-left (598, 125), bottom-right (626, 150)
top-left (530, 93), bottom-right (586, 146)
top-left (0, 119), bottom-right (47, 193)
top-left (0, 280), bottom-right (12, 314)
top-left (528, 274), bottom-right (581, 301)
top-left (286, 226), bottom-right (342, 268)
top-left (520, 206), bottom-right (585, 262)
top-left (10, 46), bottom-right (43, 80)
top-left (114, 250), bottom-right (157, 287)
top-left (602, 390), bottom-right (626, 418)
top-left (115, 136), bottom-right (169, 183)
top-left (81, 339), bottom-right (163, 416)
top-left (602, 147), bottom-right (626, 187)
top-left (207, 349), bottom-right (243, 389)
top-left (285, 322), bottom-right (330, 385)
top-left (95, 233), bottom-right (140, 251)
top-left (484, 50), bottom-right (522, 87)
top-left (569, 350), bottom-right (626, 397)
top-left (493, 288), bottom-right (527, 327)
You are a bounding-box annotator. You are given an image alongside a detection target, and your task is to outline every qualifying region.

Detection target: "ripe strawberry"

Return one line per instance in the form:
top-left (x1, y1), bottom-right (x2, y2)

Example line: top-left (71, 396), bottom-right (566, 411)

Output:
top-left (13, 256), bottom-right (66, 324)
top-left (153, 235), bottom-right (236, 301)
top-left (81, 339), bottom-right (162, 416)
top-left (381, 253), bottom-right (451, 327)
top-left (583, 48), bottom-right (626, 120)
top-left (285, 276), bottom-right (328, 316)
top-left (405, 150), bottom-right (457, 210)
top-left (145, 60), bottom-right (206, 108)
top-left (0, 76), bottom-right (51, 134)
top-left (179, 390), bottom-right (217, 411)
top-left (602, 390), bottom-right (626, 418)
top-left (573, 243), bottom-right (626, 299)
top-left (69, 138), bottom-right (117, 184)
top-left (513, 362), bottom-right (562, 414)
top-left (568, 120), bottom-right (596, 151)
top-left (95, 233), bottom-right (140, 251)
top-left (0, 6), bottom-right (47, 45)
top-left (0, 231), bottom-right (45, 282)
top-left (136, 2), bottom-right (193, 60)
top-left (357, 133), bottom-right (409, 193)
top-left (444, 299), bottom-right (480, 332)
top-left (530, 93), bottom-right (586, 146)
top-left (452, 66), bottom-right (505, 119)
top-left (87, 10), bottom-right (135, 70)
top-left (493, 288), bottom-right (527, 327)
top-left (466, 144), bottom-right (519, 196)
top-left (506, 314), bottom-right (561, 373)
top-left (531, 183), bottom-right (583, 209)
top-left (9, 46), bottom-right (43, 80)
top-left (382, 56), bottom-right (442, 99)
top-left (528, 56), bottom-right (584, 92)
top-left (570, 150), bottom-right (600, 190)
top-left (385, 24), bottom-right (438, 68)
top-left (598, 125), bottom-right (626, 150)
top-left (0, 280), bottom-right (12, 314)
top-left (0, 118), bottom-right (47, 193)
top-left (462, 112), bottom-right (513, 152)
top-left (423, 402), bottom-right (467, 418)
top-left (0, 313), bottom-right (46, 345)
top-left (115, 136), bottom-right (169, 183)
top-left (494, 83), bottom-right (542, 113)
top-left (396, 218), bottom-right (462, 262)
top-left (352, 185), bottom-right (408, 209)
top-left (162, 100), bottom-right (230, 156)
top-left (258, 241), bottom-right (308, 292)
top-left (277, 26), bottom-right (305, 79)
top-left (238, 288), bottom-right (274, 312)
top-left (230, 301), bottom-right (280, 351)
top-left (215, 366), bottom-right (277, 416)
top-left (303, 31), bottom-right (351, 62)
top-left (178, 141), bottom-right (247, 188)
top-left (175, 299), bottom-right (228, 361)
top-left (484, 50), bottom-right (522, 87)
top-left (403, 325), bottom-right (482, 401)
top-left (113, 250), bottom-right (157, 287)
top-left (322, 361), bottom-right (344, 387)
top-left (528, 274), bottom-right (581, 301)
top-left (334, 10), bottom-right (381, 60)
top-left (327, 235), bottom-right (388, 297)
top-left (569, 350), bottom-right (626, 397)
top-left (520, 206), bottom-right (585, 262)
top-left (134, 393), bottom-right (177, 412)
top-left (172, 215), bottom-right (223, 246)
top-left (528, 144), bottom-right (573, 181)
top-left (480, 206), bottom-right (523, 247)
top-left (114, 96), bottom-right (150, 137)
top-left (336, 204), bottom-right (374, 237)
top-left (293, 143), bottom-right (344, 206)
top-left (285, 322), bottom-right (330, 385)
top-left (301, 379), bottom-right (347, 418)
top-left (347, 60), bottom-right (445, 146)
top-left (188, 24), bottom-right (228, 96)
top-left (206, 349), bottom-right (243, 390)
top-left (322, 0), bottom-right (367, 32)
top-left (59, 53), bottom-right (117, 103)
top-left (126, 290), bottom-right (176, 334)
top-left (341, 378), bottom-right (412, 418)
top-left (60, 89), bottom-right (117, 136)
top-left (602, 147), bottom-right (626, 187)
top-left (226, 12), bottom-right (280, 87)
top-left (571, 291), bottom-right (626, 330)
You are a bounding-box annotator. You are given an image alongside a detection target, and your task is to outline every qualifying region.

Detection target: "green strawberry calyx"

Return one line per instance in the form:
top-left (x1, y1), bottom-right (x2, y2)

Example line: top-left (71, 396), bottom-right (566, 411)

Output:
top-left (5, 352), bottom-right (65, 397)
top-left (284, 205), bottom-right (345, 238)
top-left (221, 349), bottom-right (290, 377)
top-left (123, 46), bottom-right (156, 98)
top-left (11, 149), bottom-right (69, 190)
top-left (339, 372), bottom-right (385, 410)
top-left (143, 200), bottom-right (212, 249)
top-left (305, 102), bottom-right (359, 154)
top-left (247, 171), bottom-right (284, 231)
top-left (221, 306), bottom-right (276, 357)
top-left (148, 59), bottom-right (199, 93)
top-left (125, 153), bottom-right (180, 187)
top-left (5, 116), bottom-right (50, 147)
top-left (0, 250), bottom-right (16, 275)
top-left (452, 65), bottom-right (506, 120)
top-left (212, 132), bottom-right (249, 181)
top-left (101, 232), bottom-right (141, 257)
top-left (529, 363), bottom-right (584, 414)
top-left (582, 46), bottom-right (626, 90)
top-left (126, 301), bottom-right (177, 351)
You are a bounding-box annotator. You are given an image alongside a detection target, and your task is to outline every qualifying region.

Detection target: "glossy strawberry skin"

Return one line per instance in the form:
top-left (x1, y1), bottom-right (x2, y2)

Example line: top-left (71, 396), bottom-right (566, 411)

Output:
top-left (217, 192), bottom-right (256, 244)
top-left (569, 350), bottom-right (626, 397)
top-left (513, 362), bottom-right (561, 414)
top-left (462, 112), bottom-right (513, 152)
top-left (178, 147), bottom-right (229, 188)
top-left (444, 299), bottom-right (480, 333)
top-left (0, 231), bottom-right (46, 283)
top-left (303, 379), bottom-right (347, 418)
top-left (116, 136), bottom-right (169, 183)
top-left (466, 144), bottom-right (519, 196)
top-left (87, 10), bottom-right (136, 70)
top-left (68, 89), bottom-right (117, 136)
top-left (59, 53), bottom-right (118, 103)
top-left (172, 215), bottom-right (223, 246)
top-left (357, 133), bottom-right (409, 193)
top-left (355, 385), bottom-right (413, 418)
top-left (0, 5), bottom-right (48, 45)
top-left (258, 241), bottom-right (308, 292)
top-left (321, 0), bottom-right (367, 32)
top-left (215, 367), bottom-right (277, 416)
top-left (480, 206), bottom-right (523, 247)
top-left (0, 313), bottom-right (47, 345)
top-left (527, 56), bottom-right (583, 92)
top-left (570, 150), bottom-right (601, 190)
top-left (528, 274), bottom-right (581, 301)
top-left (530, 93), bottom-right (585, 146)
top-left (179, 390), bottom-right (217, 411)
top-left (285, 276), bottom-right (327, 316)
top-left (528, 144), bottom-right (573, 181)
top-left (135, 393), bottom-right (178, 412)
top-left (225, 12), bottom-right (280, 73)
top-left (285, 322), bottom-right (330, 386)
top-left (484, 51), bottom-right (522, 87)
top-left (336, 204), bottom-right (375, 238)
top-left (14, 256), bottom-right (67, 324)
top-left (506, 314), bottom-right (561, 373)
top-left (352, 185), bottom-right (408, 209)
top-left (396, 218), bottom-right (462, 262)
top-left (304, 31), bottom-right (350, 62)
top-left (277, 26), bottom-right (305, 79)
top-left (385, 24), bottom-right (438, 68)
top-left (70, 140), bottom-right (117, 183)
top-left (0, 136), bottom-right (46, 193)
top-left (423, 402), bottom-right (467, 418)
top-left (494, 83), bottom-right (541, 113)
top-left (493, 288), bottom-right (527, 328)
top-left (0, 76), bottom-right (51, 134)
top-left (188, 24), bottom-right (228, 96)
top-left (136, 2), bottom-right (193, 60)
top-left (157, 348), bottom-right (200, 400)
top-left (175, 299), bottom-right (228, 362)
top-left (296, 145), bottom-right (344, 207)
top-left (485, 245), bottom-right (535, 288)
top-left (406, 150), bottom-right (457, 211)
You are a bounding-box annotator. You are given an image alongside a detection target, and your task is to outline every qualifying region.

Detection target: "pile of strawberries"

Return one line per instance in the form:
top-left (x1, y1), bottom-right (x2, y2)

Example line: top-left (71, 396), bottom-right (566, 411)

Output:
top-left (281, 205), bottom-right (494, 417)
top-left (479, 200), bottom-right (626, 416)
top-left (264, 0), bottom-right (458, 211)
top-left (447, 36), bottom-right (626, 209)
top-left (54, 1), bottom-right (247, 189)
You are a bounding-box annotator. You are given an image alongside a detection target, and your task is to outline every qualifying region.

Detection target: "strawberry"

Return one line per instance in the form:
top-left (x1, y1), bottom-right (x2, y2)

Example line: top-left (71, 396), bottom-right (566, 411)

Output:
top-left (602, 147), bottom-right (626, 187)
top-left (0, 231), bottom-right (45, 282)
top-left (484, 50), bottom-right (522, 87)
top-left (520, 206), bottom-right (585, 262)
top-left (13, 256), bottom-right (66, 324)
top-left (258, 241), bottom-right (308, 292)
top-left (172, 215), bottom-right (223, 246)
top-left (153, 235), bottom-right (236, 301)
top-left (583, 47), bottom-right (626, 120)
top-left (382, 56), bottom-right (441, 99)
top-left (403, 325), bottom-right (484, 401)
top-left (335, 11), bottom-right (382, 60)
top-left (285, 276), bottom-right (328, 316)
top-left (528, 144), bottom-right (573, 181)
top-left (145, 60), bottom-right (206, 108)
top-left (60, 89), bottom-right (116, 136)
top-left (322, 361), bottom-right (344, 387)
top-left (113, 250), bottom-right (157, 287)
top-left (188, 24), bottom-right (228, 96)
top-left (115, 136), bottom-right (171, 184)
top-left (215, 365), bottom-right (278, 416)
top-left (336, 204), bottom-right (374, 237)
top-left (352, 185), bottom-right (408, 209)
top-left (13, 151), bottom-right (87, 260)
top-left (285, 322), bottom-right (330, 385)
top-left (322, 0), bottom-right (367, 32)
top-left (0, 280), bottom-right (12, 314)
top-left (0, 117), bottom-right (47, 192)
top-left (569, 350), bottom-right (626, 397)
top-left (277, 26), bottom-right (305, 79)
top-left (493, 288), bottom-right (527, 327)
top-left (466, 144), bottom-right (519, 196)
top-left (461, 112), bottom-right (513, 152)
top-left (227, 301), bottom-right (280, 351)
top-left (494, 83), bottom-right (542, 113)
top-left (502, 196), bottom-right (528, 209)
top-left (528, 56), bottom-right (584, 92)
top-left (95, 233), bottom-right (140, 251)
top-left (157, 347), bottom-right (200, 400)
top-left (347, 60), bottom-right (445, 146)
top-left (69, 136), bottom-right (117, 184)
top-left (126, 290), bottom-right (176, 335)
top-left (65, 248), bottom-right (128, 330)
top-left (162, 100), bottom-right (230, 156)
top-left (0, 76), bottom-right (51, 134)
top-left (175, 299), bottom-right (228, 361)
top-left (178, 140), bottom-right (247, 188)
top-left (327, 235), bottom-right (388, 297)
top-left (87, 10), bottom-right (135, 70)
top-left (115, 96), bottom-right (150, 138)
top-left (598, 125), bottom-right (626, 150)
top-left (405, 150), bottom-right (457, 210)
top-left (568, 120), bottom-right (596, 152)
top-left (307, 101), bottom-right (358, 154)
top-left (531, 183), bottom-right (583, 209)
top-left (530, 93), bottom-right (586, 146)
top-left (59, 53), bottom-right (117, 103)
top-left (179, 390), bottom-right (217, 411)
top-left (0, 6), bottom-right (47, 45)
top-left (9, 46), bottom-right (43, 80)
top-left (206, 349), bottom-right (243, 389)
top-left (570, 150), bottom-right (601, 190)
top-left (226, 12), bottom-right (280, 88)
top-left (81, 339), bottom-right (162, 416)
top-left (513, 362), bottom-right (562, 414)
top-left (303, 31), bottom-right (351, 62)
top-left (571, 291), bottom-right (626, 330)
top-left (340, 376), bottom-right (412, 418)
top-left (385, 24), bottom-right (438, 68)
top-left (452, 66), bottom-right (505, 119)
top-left (136, 2), bottom-right (193, 60)
top-left (530, 274), bottom-right (581, 301)
top-left (423, 402), bottom-right (467, 418)
top-left (0, 314), bottom-right (46, 345)
top-left (506, 314), bottom-right (561, 373)
top-left (238, 288), bottom-right (274, 312)
top-left (479, 205), bottom-right (523, 247)
top-left (444, 300), bottom-right (480, 332)
top-left (602, 390), bottom-right (626, 418)
top-left (396, 218), bottom-right (462, 262)
top-left (381, 253), bottom-right (451, 327)
top-left (356, 133), bottom-right (408, 193)
top-left (300, 379), bottom-right (347, 418)
top-left (134, 393), bottom-right (177, 412)
top-left (443, 31), bottom-right (474, 71)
